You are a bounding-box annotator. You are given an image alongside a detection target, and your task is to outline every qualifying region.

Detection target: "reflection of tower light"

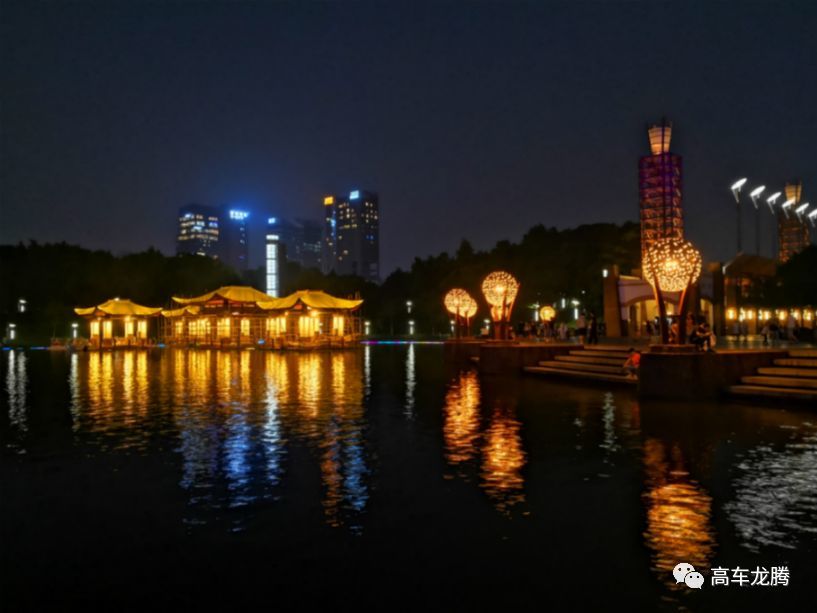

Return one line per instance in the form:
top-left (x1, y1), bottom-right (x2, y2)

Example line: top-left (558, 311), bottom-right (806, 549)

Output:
top-left (405, 343), bottom-right (416, 417)
top-left (5, 351), bottom-right (29, 449)
top-left (642, 438), bottom-right (715, 587)
top-left (443, 370), bottom-right (481, 465)
top-left (481, 407), bottom-right (526, 512)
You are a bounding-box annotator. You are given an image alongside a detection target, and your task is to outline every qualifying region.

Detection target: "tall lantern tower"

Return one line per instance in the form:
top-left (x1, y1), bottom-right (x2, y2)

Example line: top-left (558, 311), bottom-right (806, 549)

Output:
top-left (639, 118), bottom-right (684, 265)
top-left (778, 180), bottom-right (809, 263)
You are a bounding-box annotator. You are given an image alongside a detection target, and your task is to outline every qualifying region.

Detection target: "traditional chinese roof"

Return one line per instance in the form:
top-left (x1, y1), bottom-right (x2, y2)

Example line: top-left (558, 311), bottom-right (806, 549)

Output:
top-left (171, 285), bottom-right (273, 305)
top-left (257, 290), bottom-right (363, 311)
top-left (161, 305), bottom-right (201, 318)
top-left (74, 298), bottom-right (162, 317)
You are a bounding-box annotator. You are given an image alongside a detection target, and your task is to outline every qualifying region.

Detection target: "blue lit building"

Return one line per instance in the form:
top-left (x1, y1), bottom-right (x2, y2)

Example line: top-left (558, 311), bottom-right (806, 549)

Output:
top-left (219, 206), bottom-right (250, 272)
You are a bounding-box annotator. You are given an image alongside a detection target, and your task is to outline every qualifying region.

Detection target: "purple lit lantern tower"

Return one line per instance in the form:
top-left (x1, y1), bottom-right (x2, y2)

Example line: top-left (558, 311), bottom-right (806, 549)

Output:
top-left (639, 118), bottom-right (684, 264)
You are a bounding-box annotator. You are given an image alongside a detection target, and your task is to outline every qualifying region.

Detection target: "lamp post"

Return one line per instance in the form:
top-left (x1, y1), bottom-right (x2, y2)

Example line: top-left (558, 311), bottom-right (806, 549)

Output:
top-left (643, 238), bottom-right (702, 345)
top-left (767, 191), bottom-right (782, 256)
top-left (730, 178), bottom-right (747, 254)
top-left (481, 271), bottom-right (520, 340)
top-left (749, 185), bottom-right (765, 255)
top-left (444, 288), bottom-right (477, 339)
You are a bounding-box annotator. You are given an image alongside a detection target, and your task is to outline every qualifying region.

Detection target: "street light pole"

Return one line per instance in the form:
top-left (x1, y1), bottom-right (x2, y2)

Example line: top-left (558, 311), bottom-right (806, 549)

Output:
top-left (749, 185), bottom-right (765, 255)
top-left (730, 178), bottom-right (747, 254)
top-left (767, 192), bottom-right (781, 257)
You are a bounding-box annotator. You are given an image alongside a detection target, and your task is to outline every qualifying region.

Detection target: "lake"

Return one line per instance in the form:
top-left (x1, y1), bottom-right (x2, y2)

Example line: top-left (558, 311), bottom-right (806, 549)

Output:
top-left (2, 345), bottom-right (815, 610)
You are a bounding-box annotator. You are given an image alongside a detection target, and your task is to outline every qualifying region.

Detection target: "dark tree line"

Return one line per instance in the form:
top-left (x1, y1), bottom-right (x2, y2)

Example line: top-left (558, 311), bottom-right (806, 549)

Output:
top-left (2, 222), bottom-right (644, 342)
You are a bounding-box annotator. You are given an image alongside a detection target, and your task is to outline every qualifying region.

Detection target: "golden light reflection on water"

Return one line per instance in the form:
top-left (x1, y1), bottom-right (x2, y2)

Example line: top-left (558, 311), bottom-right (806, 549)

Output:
top-left (442, 370), bottom-right (480, 465)
top-left (443, 370), bottom-right (526, 513)
top-left (481, 406), bottom-right (526, 513)
top-left (66, 349), bottom-right (369, 530)
top-left (642, 437), bottom-right (715, 588)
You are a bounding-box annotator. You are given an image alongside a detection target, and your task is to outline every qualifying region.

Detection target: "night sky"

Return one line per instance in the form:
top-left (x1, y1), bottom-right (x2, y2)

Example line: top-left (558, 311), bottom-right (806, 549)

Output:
top-left (2, 1), bottom-right (816, 273)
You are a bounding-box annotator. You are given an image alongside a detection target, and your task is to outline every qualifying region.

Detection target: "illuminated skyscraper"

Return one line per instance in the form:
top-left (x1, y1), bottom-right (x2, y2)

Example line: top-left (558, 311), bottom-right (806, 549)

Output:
top-left (176, 204), bottom-right (219, 258)
top-left (322, 195), bottom-right (338, 274)
top-left (219, 206), bottom-right (250, 271)
top-left (322, 190), bottom-right (380, 282)
top-left (639, 119), bottom-right (683, 263)
top-left (265, 223), bottom-right (280, 297)
top-left (778, 180), bottom-right (810, 263)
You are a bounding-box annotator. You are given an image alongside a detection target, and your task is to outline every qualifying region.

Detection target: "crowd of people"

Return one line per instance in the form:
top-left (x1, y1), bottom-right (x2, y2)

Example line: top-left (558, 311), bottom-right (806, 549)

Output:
top-left (489, 311), bottom-right (604, 343)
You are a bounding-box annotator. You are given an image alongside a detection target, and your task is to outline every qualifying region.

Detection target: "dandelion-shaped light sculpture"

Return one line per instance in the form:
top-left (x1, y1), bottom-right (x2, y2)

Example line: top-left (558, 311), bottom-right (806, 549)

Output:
top-left (444, 288), bottom-right (478, 338)
top-left (481, 271), bottom-right (519, 340)
top-left (643, 238), bottom-right (702, 345)
top-left (539, 305), bottom-right (556, 322)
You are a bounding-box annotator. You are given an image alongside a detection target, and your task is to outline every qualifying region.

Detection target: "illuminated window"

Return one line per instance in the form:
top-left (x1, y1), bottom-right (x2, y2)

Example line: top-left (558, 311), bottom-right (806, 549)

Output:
top-left (298, 315), bottom-right (317, 337)
top-left (124, 320), bottom-right (135, 337)
top-left (240, 318), bottom-right (250, 336)
top-left (137, 320), bottom-right (147, 339)
top-left (217, 318), bottom-right (231, 338)
top-left (102, 321), bottom-right (113, 339)
top-left (90, 321), bottom-right (100, 338)
top-left (332, 315), bottom-right (345, 336)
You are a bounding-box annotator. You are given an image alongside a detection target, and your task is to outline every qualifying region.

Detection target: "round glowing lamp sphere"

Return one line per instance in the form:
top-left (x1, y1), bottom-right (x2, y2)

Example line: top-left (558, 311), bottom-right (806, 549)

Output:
top-left (444, 288), bottom-right (477, 317)
top-left (481, 271), bottom-right (520, 307)
top-left (643, 238), bottom-right (702, 292)
top-left (539, 305), bottom-right (556, 321)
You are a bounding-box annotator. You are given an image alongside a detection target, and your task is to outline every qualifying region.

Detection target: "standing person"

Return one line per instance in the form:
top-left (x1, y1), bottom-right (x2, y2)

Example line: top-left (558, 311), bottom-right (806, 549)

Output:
top-left (558, 322), bottom-right (568, 341)
top-left (760, 321), bottom-right (770, 346)
top-left (576, 312), bottom-right (587, 345)
top-left (786, 312), bottom-right (797, 341)
top-left (587, 312), bottom-right (599, 345)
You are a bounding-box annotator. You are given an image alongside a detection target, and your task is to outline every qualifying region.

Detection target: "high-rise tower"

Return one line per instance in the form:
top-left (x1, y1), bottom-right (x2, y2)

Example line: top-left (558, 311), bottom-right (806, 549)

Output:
top-left (321, 190), bottom-right (380, 282)
top-left (639, 119), bottom-right (683, 263)
top-left (176, 203), bottom-right (220, 258)
top-left (778, 180), bottom-right (810, 263)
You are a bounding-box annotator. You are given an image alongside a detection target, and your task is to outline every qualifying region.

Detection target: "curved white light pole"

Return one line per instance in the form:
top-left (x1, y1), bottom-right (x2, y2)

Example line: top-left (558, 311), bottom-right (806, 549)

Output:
top-left (730, 178), bottom-right (748, 253)
top-left (749, 185), bottom-right (766, 254)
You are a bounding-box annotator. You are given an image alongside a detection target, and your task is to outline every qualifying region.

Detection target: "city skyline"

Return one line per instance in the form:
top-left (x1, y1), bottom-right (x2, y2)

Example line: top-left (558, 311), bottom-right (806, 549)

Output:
top-left (2, 1), bottom-right (816, 274)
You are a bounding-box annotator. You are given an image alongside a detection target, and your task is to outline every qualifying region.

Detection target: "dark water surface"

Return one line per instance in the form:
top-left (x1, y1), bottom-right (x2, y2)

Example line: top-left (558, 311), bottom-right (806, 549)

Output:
top-left (2, 346), bottom-right (816, 611)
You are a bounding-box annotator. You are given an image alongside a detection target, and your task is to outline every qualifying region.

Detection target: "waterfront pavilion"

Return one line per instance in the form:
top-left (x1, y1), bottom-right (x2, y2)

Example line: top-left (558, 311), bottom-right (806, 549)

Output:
top-left (74, 298), bottom-right (163, 348)
top-left (161, 285), bottom-right (363, 349)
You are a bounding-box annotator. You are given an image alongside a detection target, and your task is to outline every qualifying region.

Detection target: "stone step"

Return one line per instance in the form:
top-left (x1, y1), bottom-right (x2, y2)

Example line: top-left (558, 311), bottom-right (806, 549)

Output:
top-left (569, 350), bottom-right (629, 359)
top-left (740, 375), bottom-right (817, 390)
top-left (727, 384), bottom-right (817, 401)
top-left (789, 349), bottom-right (817, 358)
top-left (583, 345), bottom-right (631, 354)
top-left (524, 366), bottom-right (637, 385)
top-left (538, 360), bottom-right (624, 374)
top-left (757, 367), bottom-right (817, 378)
top-left (554, 355), bottom-right (625, 366)
top-left (775, 358), bottom-right (817, 368)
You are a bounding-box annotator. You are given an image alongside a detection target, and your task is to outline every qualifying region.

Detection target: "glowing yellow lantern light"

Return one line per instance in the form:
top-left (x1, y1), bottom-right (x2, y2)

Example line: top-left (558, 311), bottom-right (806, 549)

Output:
top-left (726, 308), bottom-right (737, 321)
top-left (539, 305), bottom-right (556, 322)
top-left (805, 310), bottom-right (814, 322)
top-left (481, 271), bottom-right (519, 314)
top-left (642, 238), bottom-right (702, 293)
top-left (444, 289), bottom-right (476, 317)
top-left (745, 309), bottom-right (755, 321)
top-left (642, 238), bottom-right (702, 344)
top-left (444, 288), bottom-right (478, 338)
top-left (792, 309), bottom-right (801, 321)
top-left (481, 271), bottom-right (519, 340)
top-left (324, 196), bottom-right (334, 205)
top-left (777, 309), bottom-right (788, 321)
